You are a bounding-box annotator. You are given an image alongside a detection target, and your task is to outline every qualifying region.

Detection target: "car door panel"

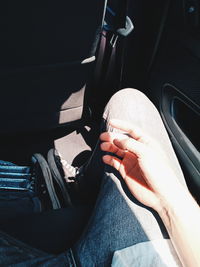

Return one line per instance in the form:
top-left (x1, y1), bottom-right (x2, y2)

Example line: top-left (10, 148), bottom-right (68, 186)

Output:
top-left (161, 84), bottom-right (200, 199)
top-left (122, 0), bottom-right (200, 202)
top-left (148, 0), bottom-right (200, 202)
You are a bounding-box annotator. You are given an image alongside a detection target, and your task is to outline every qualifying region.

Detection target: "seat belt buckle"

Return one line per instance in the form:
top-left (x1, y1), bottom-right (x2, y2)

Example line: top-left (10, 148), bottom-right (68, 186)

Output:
top-left (116, 16), bottom-right (134, 37)
top-left (103, 6), bottom-right (134, 47)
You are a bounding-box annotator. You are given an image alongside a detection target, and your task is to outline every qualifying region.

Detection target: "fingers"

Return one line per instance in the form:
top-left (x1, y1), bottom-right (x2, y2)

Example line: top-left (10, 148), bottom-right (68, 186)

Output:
top-left (100, 132), bottom-right (124, 143)
top-left (100, 142), bottom-right (126, 158)
top-left (100, 132), bottom-right (145, 158)
top-left (109, 119), bottom-right (143, 140)
top-left (113, 136), bottom-right (144, 158)
top-left (102, 155), bottom-right (122, 171)
top-left (100, 132), bottom-right (127, 159)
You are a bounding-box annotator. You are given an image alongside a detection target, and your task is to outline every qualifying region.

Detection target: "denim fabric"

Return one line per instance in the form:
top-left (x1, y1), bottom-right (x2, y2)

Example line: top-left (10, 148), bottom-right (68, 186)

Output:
top-left (0, 230), bottom-right (71, 267)
top-left (0, 160), bottom-right (41, 219)
top-left (0, 160), bottom-right (30, 172)
top-left (0, 89), bottom-right (186, 266)
top-left (0, 176), bottom-right (31, 191)
top-left (0, 160), bottom-right (32, 191)
top-left (1, 206), bottom-right (92, 255)
top-left (0, 160), bottom-right (16, 166)
top-left (73, 89), bottom-right (186, 266)
top-left (73, 169), bottom-right (169, 266)
top-left (0, 191), bottom-right (41, 220)
top-left (0, 160), bottom-right (31, 173)
top-left (111, 239), bottom-right (182, 267)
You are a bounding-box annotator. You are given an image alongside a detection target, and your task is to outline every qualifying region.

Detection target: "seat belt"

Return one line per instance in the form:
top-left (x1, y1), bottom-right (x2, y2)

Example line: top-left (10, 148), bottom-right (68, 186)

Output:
top-left (93, 0), bottom-right (134, 108)
top-left (104, 0), bottom-right (134, 86)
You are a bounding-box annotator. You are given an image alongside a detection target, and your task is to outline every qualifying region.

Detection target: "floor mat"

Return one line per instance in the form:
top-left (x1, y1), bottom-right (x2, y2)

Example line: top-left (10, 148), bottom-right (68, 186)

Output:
top-left (54, 124), bottom-right (99, 166)
top-left (0, 121), bottom-right (99, 168)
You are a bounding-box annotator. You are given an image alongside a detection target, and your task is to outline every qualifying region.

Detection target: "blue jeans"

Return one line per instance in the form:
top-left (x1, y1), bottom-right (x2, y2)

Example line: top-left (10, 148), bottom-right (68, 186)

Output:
top-left (0, 160), bottom-right (41, 221)
top-left (0, 89), bottom-right (186, 266)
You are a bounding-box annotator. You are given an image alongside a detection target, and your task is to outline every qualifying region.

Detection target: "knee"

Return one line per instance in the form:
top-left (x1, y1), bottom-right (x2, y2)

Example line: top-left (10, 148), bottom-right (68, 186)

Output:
top-left (107, 88), bottom-right (151, 107)
top-left (103, 88), bottom-right (158, 122)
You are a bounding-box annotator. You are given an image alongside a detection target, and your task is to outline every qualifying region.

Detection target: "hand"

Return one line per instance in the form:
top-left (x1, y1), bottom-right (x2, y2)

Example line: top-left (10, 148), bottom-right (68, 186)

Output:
top-left (100, 119), bottom-right (183, 213)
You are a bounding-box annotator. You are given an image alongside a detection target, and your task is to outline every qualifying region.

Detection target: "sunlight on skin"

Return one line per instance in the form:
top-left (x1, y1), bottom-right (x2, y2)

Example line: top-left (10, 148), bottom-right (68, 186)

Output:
top-left (99, 119), bottom-right (184, 213)
top-left (100, 135), bottom-right (161, 210)
top-left (100, 119), bottom-right (200, 267)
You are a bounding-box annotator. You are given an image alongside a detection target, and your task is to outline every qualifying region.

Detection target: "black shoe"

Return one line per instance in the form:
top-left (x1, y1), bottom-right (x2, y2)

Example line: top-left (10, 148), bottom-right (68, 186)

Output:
top-left (47, 149), bottom-right (74, 207)
top-left (47, 148), bottom-right (100, 206)
top-left (31, 153), bottom-right (61, 211)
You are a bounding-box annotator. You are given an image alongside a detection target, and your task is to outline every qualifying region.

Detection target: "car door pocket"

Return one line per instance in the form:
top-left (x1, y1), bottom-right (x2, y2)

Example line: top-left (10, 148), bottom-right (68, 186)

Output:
top-left (172, 97), bottom-right (200, 151)
top-left (161, 83), bottom-right (200, 159)
top-left (161, 84), bottom-right (200, 198)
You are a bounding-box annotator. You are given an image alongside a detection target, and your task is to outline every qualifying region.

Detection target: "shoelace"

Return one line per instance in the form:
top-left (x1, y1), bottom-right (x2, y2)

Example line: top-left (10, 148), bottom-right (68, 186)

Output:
top-left (56, 150), bottom-right (85, 186)
top-left (60, 158), bottom-right (77, 180)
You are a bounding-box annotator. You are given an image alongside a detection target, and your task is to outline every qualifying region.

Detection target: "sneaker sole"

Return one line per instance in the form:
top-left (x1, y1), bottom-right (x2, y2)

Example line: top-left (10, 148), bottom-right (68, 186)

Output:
top-left (33, 153), bottom-right (61, 210)
top-left (47, 149), bottom-right (72, 206)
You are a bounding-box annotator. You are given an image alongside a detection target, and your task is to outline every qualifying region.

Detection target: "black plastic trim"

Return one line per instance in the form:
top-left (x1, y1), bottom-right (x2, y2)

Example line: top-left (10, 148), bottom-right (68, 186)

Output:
top-left (160, 83), bottom-right (200, 192)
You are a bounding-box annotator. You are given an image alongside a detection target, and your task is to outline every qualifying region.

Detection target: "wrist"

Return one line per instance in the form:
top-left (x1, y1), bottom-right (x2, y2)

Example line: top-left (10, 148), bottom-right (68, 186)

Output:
top-left (156, 186), bottom-right (200, 267)
top-left (157, 184), bottom-right (189, 221)
top-left (157, 185), bottom-right (193, 227)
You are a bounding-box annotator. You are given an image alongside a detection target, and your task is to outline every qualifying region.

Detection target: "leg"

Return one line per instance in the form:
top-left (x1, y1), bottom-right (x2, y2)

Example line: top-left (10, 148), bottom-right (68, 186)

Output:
top-left (0, 230), bottom-right (71, 267)
top-left (73, 88), bottom-right (186, 266)
top-left (0, 89), bottom-right (186, 266)
top-left (84, 88), bottom-right (185, 186)
top-left (0, 206), bottom-right (92, 254)
top-left (102, 88), bottom-right (185, 185)
top-left (78, 89), bottom-right (185, 203)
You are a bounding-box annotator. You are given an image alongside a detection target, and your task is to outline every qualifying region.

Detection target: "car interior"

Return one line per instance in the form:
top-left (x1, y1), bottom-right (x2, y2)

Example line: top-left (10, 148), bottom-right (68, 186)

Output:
top-left (0, 0), bottom-right (199, 256)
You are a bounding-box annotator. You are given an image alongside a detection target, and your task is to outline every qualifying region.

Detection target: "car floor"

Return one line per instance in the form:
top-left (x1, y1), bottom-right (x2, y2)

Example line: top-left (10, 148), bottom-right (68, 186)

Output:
top-left (54, 123), bottom-right (100, 166)
top-left (0, 119), bottom-right (100, 254)
top-left (0, 120), bottom-right (100, 168)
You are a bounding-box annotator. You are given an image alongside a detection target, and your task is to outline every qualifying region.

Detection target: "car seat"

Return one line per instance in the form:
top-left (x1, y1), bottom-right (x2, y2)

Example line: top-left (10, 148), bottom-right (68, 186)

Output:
top-left (0, 0), bottom-right (107, 133)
